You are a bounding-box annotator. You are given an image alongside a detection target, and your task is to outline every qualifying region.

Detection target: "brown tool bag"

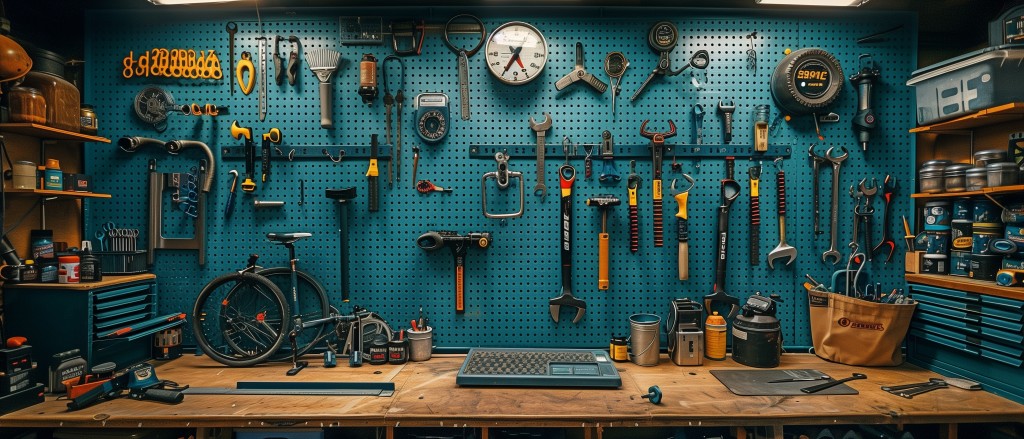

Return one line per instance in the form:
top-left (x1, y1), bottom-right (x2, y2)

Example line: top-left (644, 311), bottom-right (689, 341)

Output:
top-left (807, 290), bottom-right (917, 366)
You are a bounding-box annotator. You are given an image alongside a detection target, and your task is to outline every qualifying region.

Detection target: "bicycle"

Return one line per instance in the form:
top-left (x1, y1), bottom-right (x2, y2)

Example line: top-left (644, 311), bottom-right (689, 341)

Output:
top-left (191, 232), bottom-right (392, 368)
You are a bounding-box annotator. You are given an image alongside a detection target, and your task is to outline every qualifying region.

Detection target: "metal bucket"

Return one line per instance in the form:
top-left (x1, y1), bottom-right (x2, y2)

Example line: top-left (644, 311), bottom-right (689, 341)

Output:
top-left (628, 314), bottom-right (661, 366)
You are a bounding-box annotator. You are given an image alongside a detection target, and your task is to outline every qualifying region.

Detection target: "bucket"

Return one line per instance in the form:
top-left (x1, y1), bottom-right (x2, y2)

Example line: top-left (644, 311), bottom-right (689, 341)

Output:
top-left (951, 220), bottom-right (973, 250)
top-left (952, 198), bottom-right (973, 220)
top-left (973, 199), bottom-right (1000, 223)
top-left (950, 251), bottom-right (971, 277)
top-left (628, 313), bottom-right (661, 366)
top-left (407, 326), bottom-right (432, 362)
top-left (923, 201), bottom-right (951, 231)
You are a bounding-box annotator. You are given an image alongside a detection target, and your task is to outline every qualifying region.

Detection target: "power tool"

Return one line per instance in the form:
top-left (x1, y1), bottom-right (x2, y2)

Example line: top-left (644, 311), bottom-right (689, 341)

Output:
top-left (850, 54), bottom-right (880, 151)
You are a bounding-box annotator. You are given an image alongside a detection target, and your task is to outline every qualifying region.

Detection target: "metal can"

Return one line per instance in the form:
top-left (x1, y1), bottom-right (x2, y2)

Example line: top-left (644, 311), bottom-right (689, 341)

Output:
top-left (609, 336), bottom-right (628, 362)
top-left (80, 104), bottom-right (98, 135)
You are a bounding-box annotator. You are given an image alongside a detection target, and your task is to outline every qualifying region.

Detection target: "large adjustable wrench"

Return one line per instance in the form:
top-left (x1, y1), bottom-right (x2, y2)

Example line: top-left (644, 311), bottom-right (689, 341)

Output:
top-left (640, 120), bottom-right (677, 248)
top-left (857, 178), bottom-right (878, 260)
top-left (529, 113), bottom-right (553, 197)
top-left (767, 158), bottom-right (797, 268)
top-left (550, 165), bottom-right (585, 323)
top-left (823, 146), bottom-right (849, 265)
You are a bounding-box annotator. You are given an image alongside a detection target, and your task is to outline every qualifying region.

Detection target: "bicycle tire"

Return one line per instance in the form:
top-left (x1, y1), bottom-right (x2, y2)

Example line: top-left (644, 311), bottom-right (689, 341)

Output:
top-left (256, 267), bottom-right (331, 362)
top-left (192, 271), bottom-right (290, 367)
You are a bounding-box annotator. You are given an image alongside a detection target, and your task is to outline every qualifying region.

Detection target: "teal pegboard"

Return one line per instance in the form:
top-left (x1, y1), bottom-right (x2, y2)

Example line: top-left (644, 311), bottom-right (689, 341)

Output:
top-left (83, 7), bottom-right (917, 351)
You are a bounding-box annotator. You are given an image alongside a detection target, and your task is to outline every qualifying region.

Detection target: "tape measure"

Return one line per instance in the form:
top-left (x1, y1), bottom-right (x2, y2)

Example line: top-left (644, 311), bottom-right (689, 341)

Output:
top-left (770, 48), bottom-right (844, 116)
top-left (133, 86), bottom-right (175, 132)
top-left (415, 92), bottom-right (450, 143)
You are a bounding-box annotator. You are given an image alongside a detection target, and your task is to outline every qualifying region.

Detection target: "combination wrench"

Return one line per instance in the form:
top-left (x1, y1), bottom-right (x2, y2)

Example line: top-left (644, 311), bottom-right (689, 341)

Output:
top-left (808, 144), bottom-right (827, 235)
top-left (529, 113), bottom-right (553, 197)
top-left (823, 146), bottom-right (849, 265)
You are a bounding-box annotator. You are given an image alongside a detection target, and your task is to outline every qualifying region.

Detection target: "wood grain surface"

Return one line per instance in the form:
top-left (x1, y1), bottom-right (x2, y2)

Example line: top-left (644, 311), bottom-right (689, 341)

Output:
top-left (0, 353), bottom-right (1020, 429)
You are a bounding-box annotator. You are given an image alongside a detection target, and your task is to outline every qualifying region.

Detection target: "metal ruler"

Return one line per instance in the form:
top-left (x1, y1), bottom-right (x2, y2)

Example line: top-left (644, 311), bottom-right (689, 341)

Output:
top-left (184, 381), bottom-right (395, 397)
top-left (258, 36), bottom-right (268, 121)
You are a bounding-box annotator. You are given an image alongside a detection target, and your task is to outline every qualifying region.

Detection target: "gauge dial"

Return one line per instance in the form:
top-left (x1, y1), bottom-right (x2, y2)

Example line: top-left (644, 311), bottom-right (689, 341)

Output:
top-left (604, 52), bottom-right (629, 78)
top-left (648, 21), bottom-right (678, 52)
top-left (484, 21), bottom-right (548, 85)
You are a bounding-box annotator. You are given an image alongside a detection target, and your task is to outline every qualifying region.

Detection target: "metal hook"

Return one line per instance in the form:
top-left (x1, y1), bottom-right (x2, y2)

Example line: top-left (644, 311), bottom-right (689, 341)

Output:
top-left (774, 156), bottom-right (784, 172)
top-left (670, 174), bottom-right (695, 193)
top-left (562, 136), bottom-right (572, 164)
top-left (323, 148), bottom-right (345, 163)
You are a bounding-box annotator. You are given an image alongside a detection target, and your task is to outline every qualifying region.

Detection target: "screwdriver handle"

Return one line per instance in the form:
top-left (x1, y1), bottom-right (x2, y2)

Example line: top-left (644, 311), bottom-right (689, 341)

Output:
top-left (628, 185), bottom-right (639, 253)
top-left (598, 232), bottom-right (610, 290)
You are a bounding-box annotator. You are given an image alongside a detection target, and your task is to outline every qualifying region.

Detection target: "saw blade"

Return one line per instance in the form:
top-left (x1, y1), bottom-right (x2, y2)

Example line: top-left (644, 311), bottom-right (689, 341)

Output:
top-left (258, 37), bottom-right (268, 121)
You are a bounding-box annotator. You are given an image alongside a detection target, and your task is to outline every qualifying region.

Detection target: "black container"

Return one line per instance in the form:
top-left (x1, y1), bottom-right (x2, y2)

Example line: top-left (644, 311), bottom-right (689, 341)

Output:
top-left (78, 242), bottom-right (102, 283)
top-left (388, 335), bottom-right (409, 365)
top-left (368, 334), bottom-right (389, 365)
top-left (970, 254), bottom-right (1003, 280)
top-left (731, 294), bottom-right (782, 368)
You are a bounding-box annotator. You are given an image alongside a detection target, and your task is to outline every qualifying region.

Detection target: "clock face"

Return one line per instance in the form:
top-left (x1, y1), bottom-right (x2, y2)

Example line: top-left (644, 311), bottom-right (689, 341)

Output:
top-left (484, 22), bottom-right (548, 85)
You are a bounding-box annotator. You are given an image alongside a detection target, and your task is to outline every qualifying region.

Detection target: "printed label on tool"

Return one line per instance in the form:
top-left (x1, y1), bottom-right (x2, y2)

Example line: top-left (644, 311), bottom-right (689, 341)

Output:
top-left (837, 317), bottom-right (884, 331)
top-left (731, 327), bottom-right (747, 341)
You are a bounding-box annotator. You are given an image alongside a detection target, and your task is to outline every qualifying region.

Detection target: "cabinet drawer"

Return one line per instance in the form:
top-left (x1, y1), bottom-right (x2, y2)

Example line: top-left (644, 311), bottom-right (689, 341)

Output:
top-left (909, 328), bottom-right (1024, 367)
top-left (917, 302), bottom-right (1024, 333)
top-left (914, 309), bottom-right (1024, 344)
top-left (910, 320), bottom-right (1024, 358)
top-left (909, 284), bottom-right (1024, 321)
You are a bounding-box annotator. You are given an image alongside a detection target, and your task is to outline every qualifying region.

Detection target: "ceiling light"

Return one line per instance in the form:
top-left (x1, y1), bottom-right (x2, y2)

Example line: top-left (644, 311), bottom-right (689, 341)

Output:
top-left (148, 0), bottom-right (249, 5)
top-left (756, 0), bottom-right (868, 6)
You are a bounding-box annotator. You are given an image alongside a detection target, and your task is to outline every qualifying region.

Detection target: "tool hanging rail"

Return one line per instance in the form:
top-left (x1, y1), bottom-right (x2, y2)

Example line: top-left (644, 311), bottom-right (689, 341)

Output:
top-left (470, 144), bottom-right (792, 159)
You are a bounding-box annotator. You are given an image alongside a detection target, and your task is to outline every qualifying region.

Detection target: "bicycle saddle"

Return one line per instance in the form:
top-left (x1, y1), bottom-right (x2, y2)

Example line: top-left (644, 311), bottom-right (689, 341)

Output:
top-left (266, 232), bottom-right (312, 244)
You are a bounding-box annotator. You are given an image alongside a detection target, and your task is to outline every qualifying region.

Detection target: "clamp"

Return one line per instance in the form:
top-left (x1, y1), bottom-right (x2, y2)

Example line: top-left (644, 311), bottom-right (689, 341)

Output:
top-left (481, 151), bottom-right (525, 219)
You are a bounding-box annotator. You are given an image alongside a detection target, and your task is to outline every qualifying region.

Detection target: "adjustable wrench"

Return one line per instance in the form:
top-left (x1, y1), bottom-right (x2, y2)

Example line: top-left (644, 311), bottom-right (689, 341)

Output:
top-left (872, 175), bottom-right (897, 262)
top-left (717, 100), bottom-right (736, 144)
top-left (599, 130), bottom-right (620, 184)
top-left (529, 113), bottom-right (553, 197)
top-left (808, 144), bottom-right (827, 235)
top-left (823, 147), bottom-right (849, 265)
top-left (767, 158), bottom-right (797, 268)
top-left (857, 178), bottom-right (878, 260)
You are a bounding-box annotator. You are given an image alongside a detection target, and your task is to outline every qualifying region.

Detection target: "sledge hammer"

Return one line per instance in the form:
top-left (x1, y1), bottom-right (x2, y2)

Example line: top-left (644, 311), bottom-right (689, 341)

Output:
top-left (586, 195), bottom-right (620, 290)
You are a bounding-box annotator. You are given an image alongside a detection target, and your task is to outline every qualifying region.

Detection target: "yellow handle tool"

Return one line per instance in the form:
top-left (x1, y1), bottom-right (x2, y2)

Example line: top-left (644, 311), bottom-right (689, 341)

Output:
top-left (236, 52), bottom-right (255, 95)
top-left (229, 121), bottom-right (256, 192)
top-left (673, 175), bottom-right (695, 280)
top-left (587, 195), bottom-right (621, 290)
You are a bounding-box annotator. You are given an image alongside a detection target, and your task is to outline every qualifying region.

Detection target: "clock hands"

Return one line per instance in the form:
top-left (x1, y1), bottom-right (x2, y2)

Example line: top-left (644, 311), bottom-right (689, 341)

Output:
top-left (503, 46), bottom-right (523, 74)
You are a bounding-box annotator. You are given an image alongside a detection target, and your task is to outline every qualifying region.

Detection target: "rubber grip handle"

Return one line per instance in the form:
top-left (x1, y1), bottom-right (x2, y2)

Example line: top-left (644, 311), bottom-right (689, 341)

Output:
top-left (319, 82), bottom-right (333, 129)
top-left (776, 170), bottom-right (786, 216)
top-left (680, 241), bottom-right (689, 281)
top-left (629, 205), bottom-right (639, 253)
top-left (455, 263), bottom-right (465, 313)
top-left (715, 205), bottom-right (729, 292)
top-left (139, 387), bottom-right (184, 404)
top-left (368, 175), bottom-right (379, 212)
top-left (653, 199), bottom-right (663, 247)
top-left (598, 233), bottom-right (609, 290)
top-left (585, 157), bottom-right (592, 180)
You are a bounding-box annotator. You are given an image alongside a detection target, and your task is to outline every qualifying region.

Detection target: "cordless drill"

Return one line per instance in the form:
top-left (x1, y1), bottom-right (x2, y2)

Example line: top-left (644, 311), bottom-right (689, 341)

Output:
top-left (416, 231), bottom-right (491, 313)
top-left (850, 54), bottom-right (880, 151)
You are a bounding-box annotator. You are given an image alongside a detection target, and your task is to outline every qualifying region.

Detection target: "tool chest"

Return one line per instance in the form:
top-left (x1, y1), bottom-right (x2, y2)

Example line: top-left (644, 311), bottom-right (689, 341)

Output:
top-left (906, 283), bottom-right (1024, 404)
top-left (2, 276), bottom-right (160, 384)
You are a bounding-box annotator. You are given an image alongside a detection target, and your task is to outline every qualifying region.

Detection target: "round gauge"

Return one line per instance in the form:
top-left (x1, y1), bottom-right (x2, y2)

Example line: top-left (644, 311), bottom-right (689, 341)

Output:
top-left (484, 21), bottom-right (549, 85)
top-left (604, 52), bottom-right (629, 78)
top-left (417, 110), bottom-right (449, 143)
top-left (648, 22), bottom-right (678, 52)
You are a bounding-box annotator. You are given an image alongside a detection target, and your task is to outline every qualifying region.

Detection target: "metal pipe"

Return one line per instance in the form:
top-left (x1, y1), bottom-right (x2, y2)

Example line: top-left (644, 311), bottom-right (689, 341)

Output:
top-left (165, 140), bottom-right (215, 192)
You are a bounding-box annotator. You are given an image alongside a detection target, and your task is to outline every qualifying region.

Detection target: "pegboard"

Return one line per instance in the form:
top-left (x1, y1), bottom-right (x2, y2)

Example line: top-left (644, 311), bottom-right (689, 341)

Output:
top-left (83, 7), bottom-right (918, 352)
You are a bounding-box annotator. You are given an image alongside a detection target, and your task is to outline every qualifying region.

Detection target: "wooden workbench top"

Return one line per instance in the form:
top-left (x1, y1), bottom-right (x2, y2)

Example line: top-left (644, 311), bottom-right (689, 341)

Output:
top-left (3, 273), bottom-right (155, 290)
top-left (1, 353), bottom-right (1021, 429)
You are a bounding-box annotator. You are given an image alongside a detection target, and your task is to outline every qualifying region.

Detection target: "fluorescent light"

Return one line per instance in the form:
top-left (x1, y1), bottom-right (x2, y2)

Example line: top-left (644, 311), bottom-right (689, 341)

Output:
top-left (756, 0), bottom-right (868, 6)
top-left (148, 0), bottom-right (248, 5)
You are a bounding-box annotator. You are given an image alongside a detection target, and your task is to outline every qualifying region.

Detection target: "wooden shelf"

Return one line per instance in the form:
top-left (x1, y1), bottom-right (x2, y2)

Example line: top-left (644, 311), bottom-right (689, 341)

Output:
top-left (0, 123), bottom-right (111, 143)
top-left (3, 188), bottom-right (111, 199)
top-left (910, 184), bottom-right (1024, 199)
top-left (906, 273), bottom-right (1024, 301)
top-left (909, 102), bottom-right (1024, 133)
top-left (3, 274), bottom-right (154, 291)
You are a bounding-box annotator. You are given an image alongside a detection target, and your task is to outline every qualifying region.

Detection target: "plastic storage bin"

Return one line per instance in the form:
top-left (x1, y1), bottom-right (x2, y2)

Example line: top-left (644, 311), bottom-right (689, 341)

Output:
top-left (907, 44), bottom-right (1024, 125)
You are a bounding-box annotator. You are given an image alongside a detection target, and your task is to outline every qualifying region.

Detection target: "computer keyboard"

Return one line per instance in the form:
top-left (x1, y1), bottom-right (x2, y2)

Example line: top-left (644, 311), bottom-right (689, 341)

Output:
top-left (456, 348), bottom-right (621, 388)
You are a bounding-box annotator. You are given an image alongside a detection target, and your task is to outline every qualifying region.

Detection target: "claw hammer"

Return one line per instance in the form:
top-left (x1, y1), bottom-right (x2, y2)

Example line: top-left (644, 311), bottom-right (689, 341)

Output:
top-left (586, 195), bottom-right (620, 290)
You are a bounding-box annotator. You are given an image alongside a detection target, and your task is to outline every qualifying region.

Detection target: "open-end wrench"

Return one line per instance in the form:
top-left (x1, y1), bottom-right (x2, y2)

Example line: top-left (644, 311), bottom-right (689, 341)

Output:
top-left (872, 175), bottom-right (897, 262)
top-left (599, 130), bottom-right (620, 184)
top-left (718, 100), bottom-right (735, 144)
top-left (857, 178), bottom-right (878, 260)
top-left (550, 165), bottom-right (585, 324)
top-left (823, 146), bottom-right (849, 265)
top-left (808, 144), bottom-right (827, 235)
top-left (693, 105), bottom-right (705, 144)
top-left (705, 172), bottom-right (742, 318)
top-left (640, 120), bottom-right (677, 248)
top-left (767, 158), bottom-right (797, 268)
top-left (226, 22), bottom-right (237, 95)
top-left (529, 113), bottom-right (553, 197)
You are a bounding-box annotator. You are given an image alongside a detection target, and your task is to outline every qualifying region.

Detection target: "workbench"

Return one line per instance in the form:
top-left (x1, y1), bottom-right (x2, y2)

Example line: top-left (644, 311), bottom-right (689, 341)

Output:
top-left (0, 354), bottom-right (1021, 438)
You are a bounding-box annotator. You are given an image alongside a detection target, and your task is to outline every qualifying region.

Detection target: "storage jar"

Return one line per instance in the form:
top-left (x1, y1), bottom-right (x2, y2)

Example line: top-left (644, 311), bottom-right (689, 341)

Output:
top-left (918, 160), bottom-right (951, 193)
top-left (12, 160), bottom-right (35, 189)
top-left (8, 86), bottom-right (46, 124)
top-left (19, 67), bottom-right (80, 132)
top-left (987, 162), bottom-right (1019, 187)
top-left (79, 104), bottom-right (98, 134)
top-left (943, 164), bottom-right (973, 192)
top-left (974, 149), bottom-right (1008, 168)
top-left (966, 167), bottom-right (988, 191)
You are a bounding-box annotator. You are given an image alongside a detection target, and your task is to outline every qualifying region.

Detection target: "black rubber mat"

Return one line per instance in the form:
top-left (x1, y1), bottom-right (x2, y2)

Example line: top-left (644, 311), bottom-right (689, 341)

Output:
top-left (711, 369), bottom-right (859, 396)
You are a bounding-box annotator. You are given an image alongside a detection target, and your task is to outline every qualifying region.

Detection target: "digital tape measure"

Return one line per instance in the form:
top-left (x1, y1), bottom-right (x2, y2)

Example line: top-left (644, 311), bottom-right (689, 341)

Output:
top-left (769, 48), bottom-right (844, 116)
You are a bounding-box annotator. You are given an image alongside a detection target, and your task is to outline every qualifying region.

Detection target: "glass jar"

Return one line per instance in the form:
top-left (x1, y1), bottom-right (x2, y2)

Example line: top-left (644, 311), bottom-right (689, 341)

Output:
top-left (20, 71), bottom-right (81, 132)
top-left (80, 104), bottom-right (98, 134)
top-left (966, 167), bottom-right (988, 191)
top-left (9, 86), bottom-right (46, 124)
top-left (942, 164), bottom-right (973, 192)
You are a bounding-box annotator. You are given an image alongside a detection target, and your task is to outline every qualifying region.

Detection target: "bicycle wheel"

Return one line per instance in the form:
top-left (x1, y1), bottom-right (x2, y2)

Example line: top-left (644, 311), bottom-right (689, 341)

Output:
top-left (256, 267), bottom-right (330, 362)
top-left (192, 272), bottom-right (290, 367)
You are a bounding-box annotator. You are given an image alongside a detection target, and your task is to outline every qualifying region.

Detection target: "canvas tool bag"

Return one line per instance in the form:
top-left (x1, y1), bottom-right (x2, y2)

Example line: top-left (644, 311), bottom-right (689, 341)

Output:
top-left (807, 289), bottom-right (917, 366)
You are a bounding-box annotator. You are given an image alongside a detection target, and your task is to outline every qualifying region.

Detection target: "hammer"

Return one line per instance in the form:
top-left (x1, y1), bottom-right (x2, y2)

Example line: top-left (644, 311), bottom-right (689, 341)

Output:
top-left (586, 195), bottom-right (620, 290)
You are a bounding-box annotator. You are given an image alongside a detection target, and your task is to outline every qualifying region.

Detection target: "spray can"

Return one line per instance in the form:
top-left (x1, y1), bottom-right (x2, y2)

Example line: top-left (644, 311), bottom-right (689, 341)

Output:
top-left (705, 312), bottom-right (728, 360)
top-left (78, 240), bottom-right (102, 282)
top-left (358, 54), bottom-right (378, 104)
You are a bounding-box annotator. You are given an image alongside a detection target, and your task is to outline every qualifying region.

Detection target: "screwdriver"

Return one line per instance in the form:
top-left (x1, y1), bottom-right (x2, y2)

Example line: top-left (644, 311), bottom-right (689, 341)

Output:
top-left (672, 175), bottom-right (694, 280)
top-left (367, 134), bottom-right (380, 212)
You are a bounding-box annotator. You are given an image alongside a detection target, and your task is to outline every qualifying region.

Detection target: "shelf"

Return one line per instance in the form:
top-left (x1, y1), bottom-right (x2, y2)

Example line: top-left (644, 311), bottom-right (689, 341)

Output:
top-left (3, 188), bottom-right (111, 199)
top-left (0, 123), bottom-right (111, 143)
top-left (909, 102), bottom-right (1024, 133)
top-left (906, 273), bottom-right (1024, 301)
top-left (910, 185), bottom-right (1024, 199)
top-left (3, 274), bottom-right (155, 291)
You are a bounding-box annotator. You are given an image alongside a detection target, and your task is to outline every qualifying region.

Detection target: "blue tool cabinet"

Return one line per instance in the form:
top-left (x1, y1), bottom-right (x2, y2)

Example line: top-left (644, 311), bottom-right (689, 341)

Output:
top-left (907, 283), bottom-right (1024, 404)
top-left (2, 276), bottom-right (160, 384)
top-left (82, 7), bottom-right (917, 350)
